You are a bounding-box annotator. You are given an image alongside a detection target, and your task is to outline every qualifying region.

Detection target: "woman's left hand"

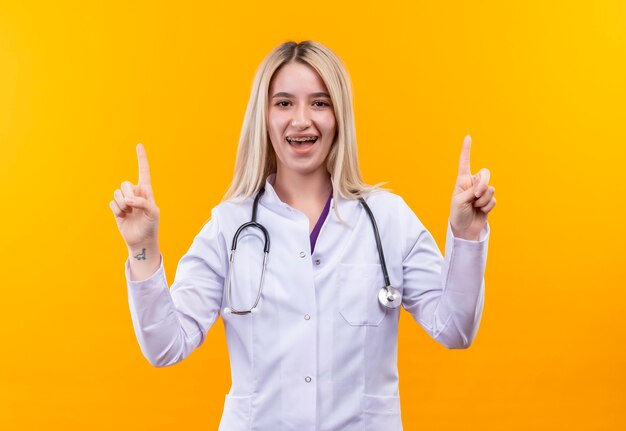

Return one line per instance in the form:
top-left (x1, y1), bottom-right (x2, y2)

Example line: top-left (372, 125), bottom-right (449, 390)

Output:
top-left (449, 135), bottom-right (496, 240)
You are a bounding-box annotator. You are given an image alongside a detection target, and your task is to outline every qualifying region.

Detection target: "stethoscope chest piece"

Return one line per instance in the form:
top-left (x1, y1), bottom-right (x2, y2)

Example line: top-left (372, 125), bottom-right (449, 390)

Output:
top-left (379, 286), bottom-right (402, 309)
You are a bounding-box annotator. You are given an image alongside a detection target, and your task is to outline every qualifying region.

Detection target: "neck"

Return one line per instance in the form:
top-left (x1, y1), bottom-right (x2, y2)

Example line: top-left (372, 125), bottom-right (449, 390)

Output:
top-left (273, 168), bottom-right (332, 207)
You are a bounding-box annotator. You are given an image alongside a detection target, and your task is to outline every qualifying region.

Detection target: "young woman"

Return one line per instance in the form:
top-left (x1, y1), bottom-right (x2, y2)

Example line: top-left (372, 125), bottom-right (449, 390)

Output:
top-left (110, 40), bottom-right (495, 430)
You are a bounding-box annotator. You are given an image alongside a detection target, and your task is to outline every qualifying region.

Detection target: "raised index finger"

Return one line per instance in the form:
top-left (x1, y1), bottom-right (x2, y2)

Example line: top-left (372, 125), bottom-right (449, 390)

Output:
top-left (458, 134), bottom-right (472, 176)
top-left (136, 143), bottom-right (151, 185)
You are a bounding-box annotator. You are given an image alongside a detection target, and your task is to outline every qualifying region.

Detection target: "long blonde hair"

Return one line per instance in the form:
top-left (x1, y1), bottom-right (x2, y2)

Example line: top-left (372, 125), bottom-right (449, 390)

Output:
top-left (222, 40), bottom-right (383, 218)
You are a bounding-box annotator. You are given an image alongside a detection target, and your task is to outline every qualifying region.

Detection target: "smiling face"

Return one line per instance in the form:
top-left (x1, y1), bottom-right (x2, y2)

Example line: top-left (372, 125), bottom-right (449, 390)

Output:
top-left (267, 61), bottom-right (337, 178)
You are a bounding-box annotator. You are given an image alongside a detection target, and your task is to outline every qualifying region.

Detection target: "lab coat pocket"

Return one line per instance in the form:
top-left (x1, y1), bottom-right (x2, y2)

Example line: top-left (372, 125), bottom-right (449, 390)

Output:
top-left (338, 263), bottom-right (387, 326)
top-left (218, 394), bottom-right (252, 431)
top-left (363, 394), bottom-right (402, 431)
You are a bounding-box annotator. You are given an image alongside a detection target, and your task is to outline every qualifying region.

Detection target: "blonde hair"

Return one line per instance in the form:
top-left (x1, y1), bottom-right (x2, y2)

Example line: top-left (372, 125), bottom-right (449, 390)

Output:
top-left (222, 40), bottom-right (383, 219)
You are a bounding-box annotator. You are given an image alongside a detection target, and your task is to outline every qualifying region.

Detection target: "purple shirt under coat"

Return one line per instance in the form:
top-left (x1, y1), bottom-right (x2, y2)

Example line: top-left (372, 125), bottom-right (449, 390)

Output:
top-left (310, 191), bottom-right (332, 254)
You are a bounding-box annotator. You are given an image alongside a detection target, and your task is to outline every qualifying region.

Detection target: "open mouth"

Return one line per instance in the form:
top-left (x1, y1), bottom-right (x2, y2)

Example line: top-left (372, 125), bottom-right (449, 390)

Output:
top-left (286, 136), bottom-right (318, 146)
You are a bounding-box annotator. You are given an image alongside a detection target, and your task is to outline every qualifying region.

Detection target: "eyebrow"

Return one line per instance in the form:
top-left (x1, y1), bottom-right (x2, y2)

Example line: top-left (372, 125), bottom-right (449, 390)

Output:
top-left (271, 91), bottom-right (331, 99)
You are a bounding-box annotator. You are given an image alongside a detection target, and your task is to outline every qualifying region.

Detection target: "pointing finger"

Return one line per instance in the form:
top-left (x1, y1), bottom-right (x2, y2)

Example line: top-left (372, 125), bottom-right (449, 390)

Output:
top-left (137, 143), bottom-right (151, 186)
top-left (458, 134), bottom-right (472, 176)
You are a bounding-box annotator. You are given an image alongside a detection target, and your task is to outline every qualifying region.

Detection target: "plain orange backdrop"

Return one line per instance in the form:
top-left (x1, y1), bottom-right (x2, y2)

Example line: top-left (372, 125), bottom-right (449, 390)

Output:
top-left (1, 0), bottom-right (625, 429)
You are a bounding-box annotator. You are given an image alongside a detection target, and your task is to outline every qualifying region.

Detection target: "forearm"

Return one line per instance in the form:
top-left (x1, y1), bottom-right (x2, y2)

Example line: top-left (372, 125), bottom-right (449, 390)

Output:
top-left (125, 257), bottom-right (203, 367)
top-left (433, 280), bottom-right (485, 349)
top-left (433, 222), bottom-right (489, 348)
top-left (128, 241), bottom-right (161, 281)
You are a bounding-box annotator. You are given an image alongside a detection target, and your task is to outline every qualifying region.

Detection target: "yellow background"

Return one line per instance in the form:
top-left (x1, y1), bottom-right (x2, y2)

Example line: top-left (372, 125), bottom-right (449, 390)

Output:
top-left (1, 0), bottom-right (625, 429)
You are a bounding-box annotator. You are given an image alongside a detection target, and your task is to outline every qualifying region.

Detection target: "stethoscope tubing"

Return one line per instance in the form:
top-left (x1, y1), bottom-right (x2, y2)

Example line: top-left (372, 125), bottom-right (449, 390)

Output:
top-left (357, 197), bottom-right (391, 289)
top-left (224, 187), bottom-right (402, 315)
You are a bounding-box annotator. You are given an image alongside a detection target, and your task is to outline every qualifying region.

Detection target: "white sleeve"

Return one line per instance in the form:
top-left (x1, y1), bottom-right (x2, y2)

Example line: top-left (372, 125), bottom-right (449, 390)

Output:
top-left (125, 213), bottom-right (227, 367)
top-left (399, 198), bottom-right (490, 349)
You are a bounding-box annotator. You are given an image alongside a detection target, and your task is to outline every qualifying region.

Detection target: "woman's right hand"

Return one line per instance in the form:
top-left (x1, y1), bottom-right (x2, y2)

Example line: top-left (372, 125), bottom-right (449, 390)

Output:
top-left (109, 143), bottom-right (161, 249)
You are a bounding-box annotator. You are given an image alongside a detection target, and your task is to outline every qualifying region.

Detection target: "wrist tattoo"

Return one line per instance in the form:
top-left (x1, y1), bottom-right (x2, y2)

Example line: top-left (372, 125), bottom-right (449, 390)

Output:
top-left (134, 248), bottom-right (146, 260)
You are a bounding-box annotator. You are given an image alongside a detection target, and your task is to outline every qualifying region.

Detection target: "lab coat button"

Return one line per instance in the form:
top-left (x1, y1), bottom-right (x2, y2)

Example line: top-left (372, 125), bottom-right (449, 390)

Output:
top-left (299, 251), bottom-right (306, 258)
top-left (314, 258), bottom-right (321, 265)
top-left (304, 314), bottom-right (311, 320)
top-left (305, 376), bottom-right (312, 383)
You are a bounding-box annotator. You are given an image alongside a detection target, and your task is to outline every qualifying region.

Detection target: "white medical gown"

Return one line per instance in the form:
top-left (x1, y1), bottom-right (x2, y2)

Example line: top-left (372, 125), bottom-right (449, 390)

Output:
top-left (125, 174), bottom-right (490, 430)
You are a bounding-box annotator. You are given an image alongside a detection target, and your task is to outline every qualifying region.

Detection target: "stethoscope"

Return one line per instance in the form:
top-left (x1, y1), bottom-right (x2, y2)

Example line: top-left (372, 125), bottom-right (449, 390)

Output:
top-left (223, 187), bottom-right (402, 315)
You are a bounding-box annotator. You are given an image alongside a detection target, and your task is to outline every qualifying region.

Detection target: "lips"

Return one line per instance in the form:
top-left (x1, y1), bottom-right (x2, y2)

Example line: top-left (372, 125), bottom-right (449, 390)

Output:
top-left (286, 136), bottom-right (318, 143)
top-left (285, 135), bottom-right (318, 154)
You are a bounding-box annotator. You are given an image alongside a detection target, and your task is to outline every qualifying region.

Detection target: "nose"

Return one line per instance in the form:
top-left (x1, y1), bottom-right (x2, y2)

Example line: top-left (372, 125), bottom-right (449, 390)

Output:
top-left (291, 105), bottom-right (311, 129)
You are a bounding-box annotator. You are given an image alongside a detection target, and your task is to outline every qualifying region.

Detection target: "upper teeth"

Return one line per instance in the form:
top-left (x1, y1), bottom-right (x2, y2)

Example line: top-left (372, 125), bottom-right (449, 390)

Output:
top-left (287, 136), bottom-right (317, 142)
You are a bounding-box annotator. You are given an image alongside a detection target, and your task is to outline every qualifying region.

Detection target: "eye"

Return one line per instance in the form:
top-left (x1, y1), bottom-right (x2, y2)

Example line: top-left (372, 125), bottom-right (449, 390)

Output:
top-left (313, 100), bottom-right (330, 107)
top-left (275, 100), bottom-right (291, 107)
